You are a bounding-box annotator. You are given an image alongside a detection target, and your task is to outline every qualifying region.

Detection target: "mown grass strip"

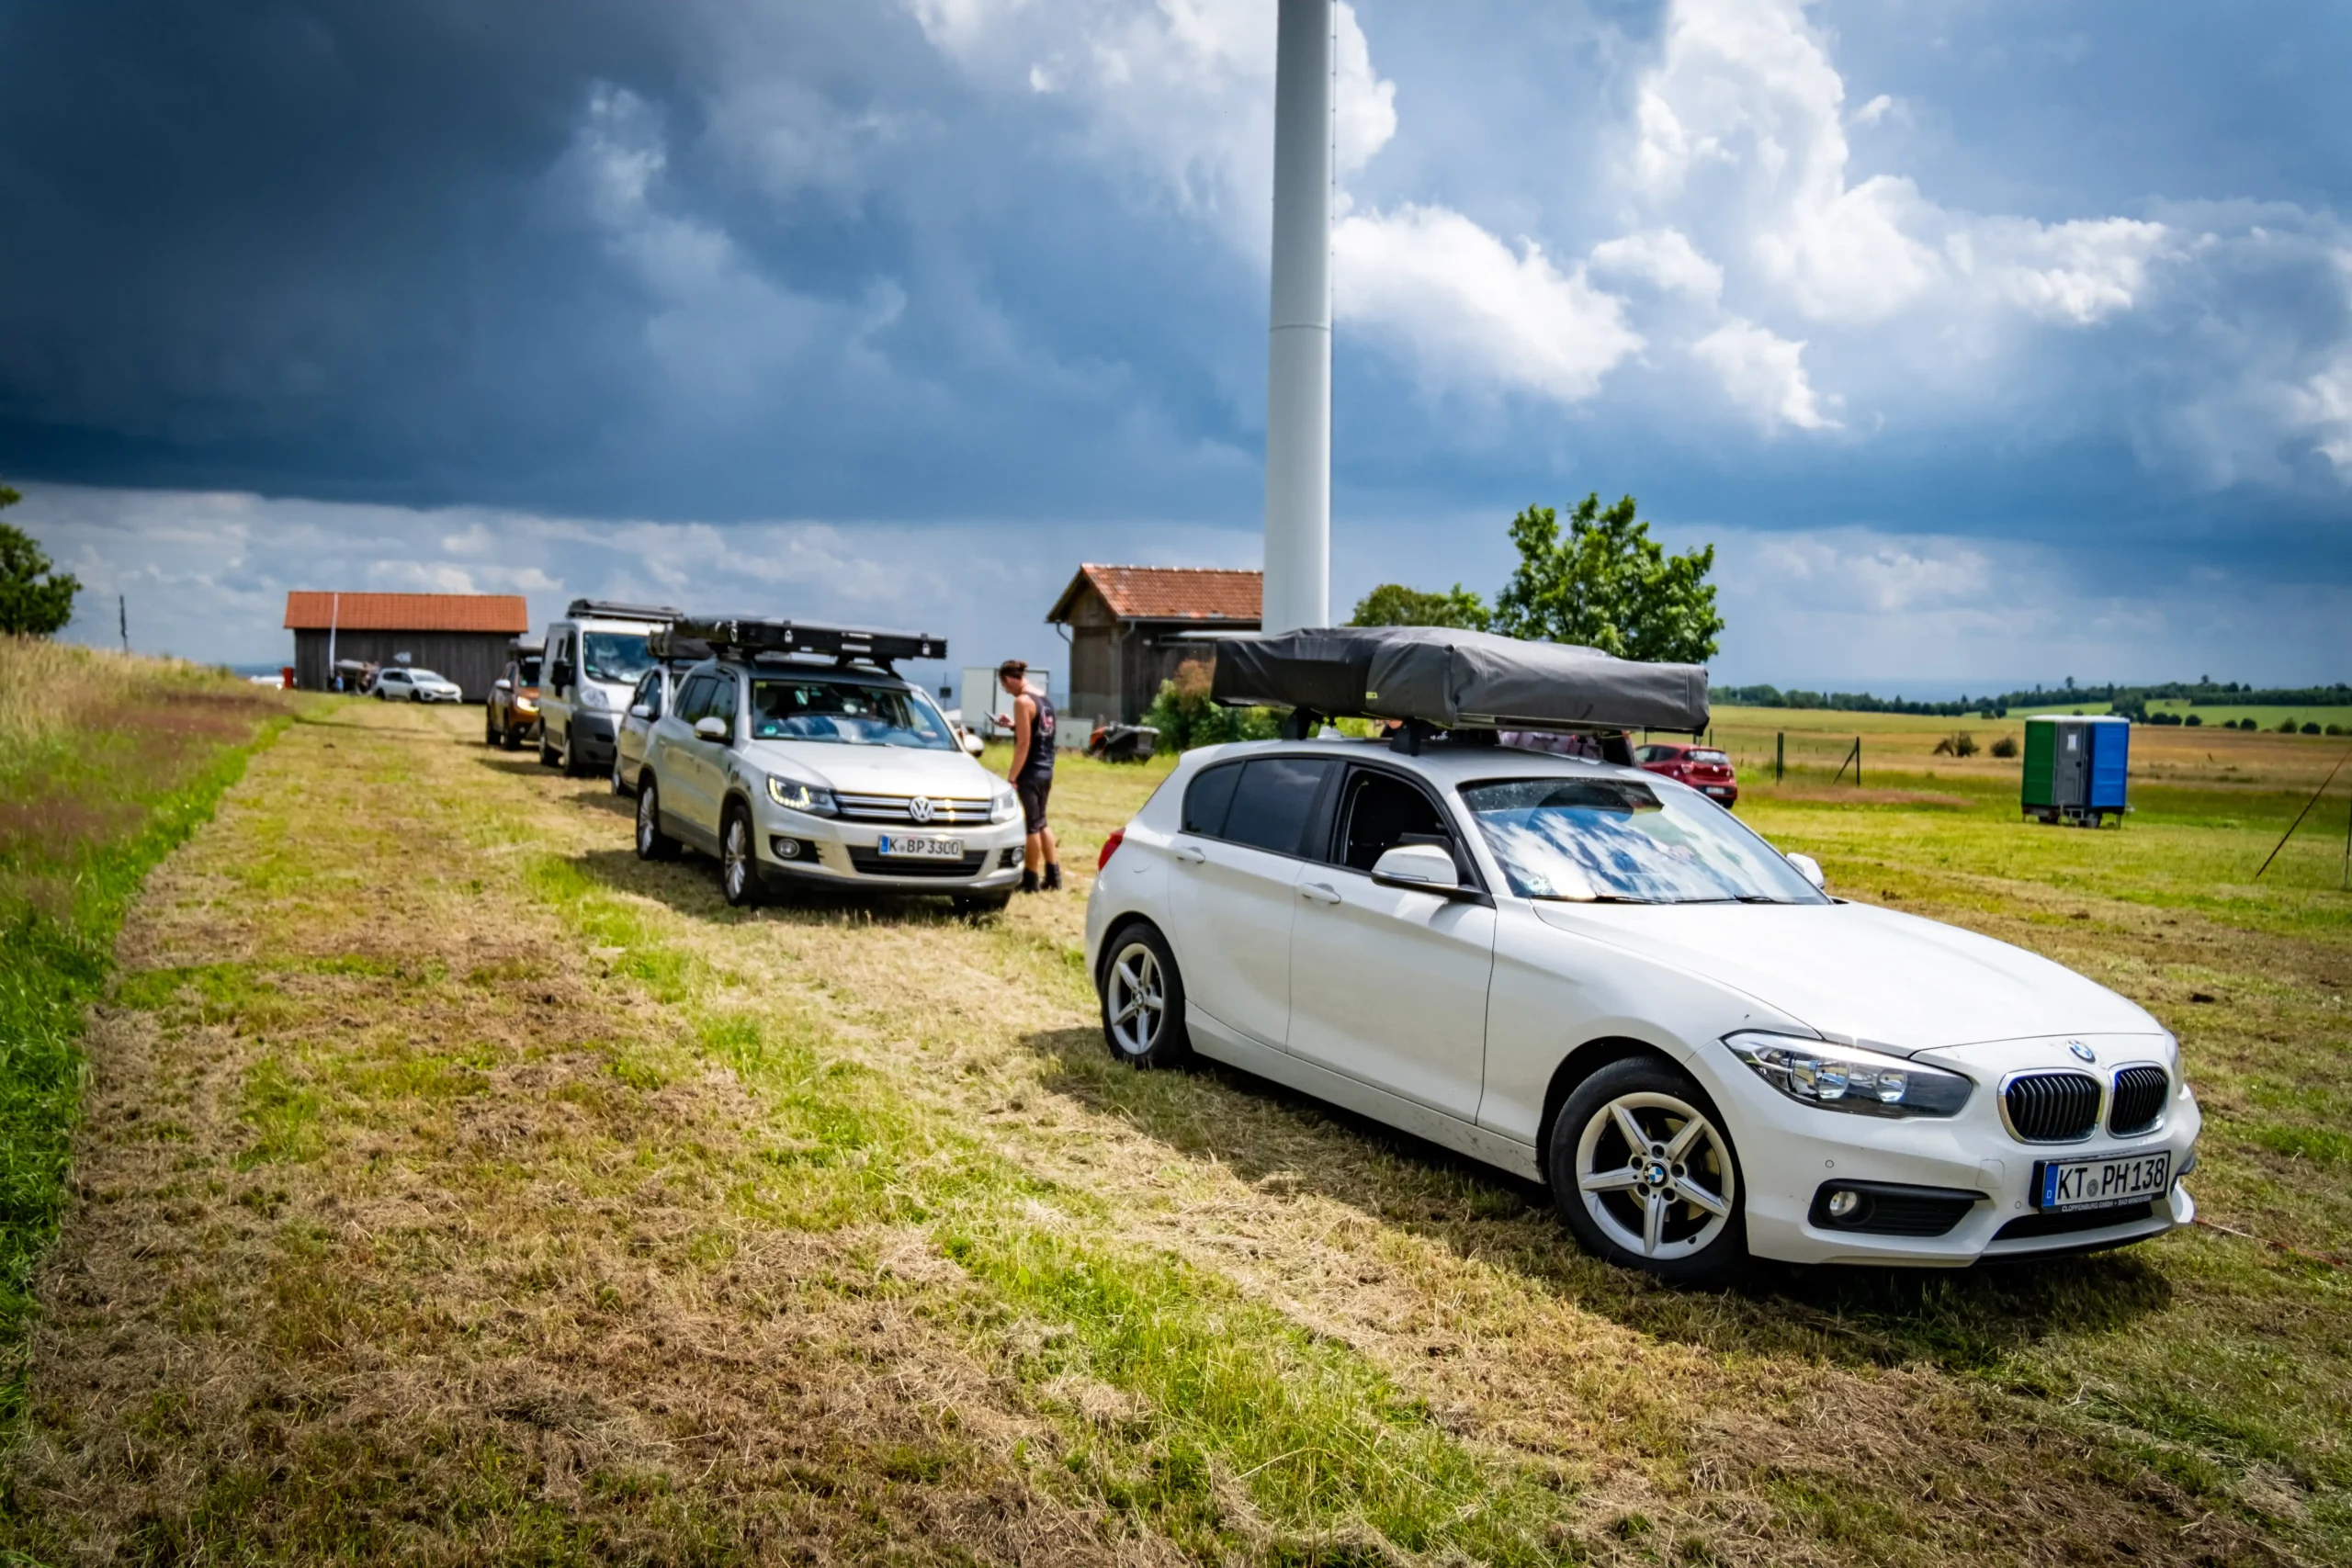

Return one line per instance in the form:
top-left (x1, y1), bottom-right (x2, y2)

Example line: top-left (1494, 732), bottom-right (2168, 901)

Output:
top-left (0, 679), bottom-right (288, 1400)
top-left (520, 852), bottom-right (1578, 1562)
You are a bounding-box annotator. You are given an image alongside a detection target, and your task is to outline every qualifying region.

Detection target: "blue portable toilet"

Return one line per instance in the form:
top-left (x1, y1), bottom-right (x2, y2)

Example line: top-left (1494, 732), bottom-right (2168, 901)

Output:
top-left (2085, 716), bottom-right (2129, 821)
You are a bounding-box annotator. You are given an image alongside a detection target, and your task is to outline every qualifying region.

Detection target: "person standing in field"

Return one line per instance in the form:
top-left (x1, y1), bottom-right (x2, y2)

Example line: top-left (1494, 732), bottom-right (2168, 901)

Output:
top-left (1001, 659), bottom-right (1061, 892)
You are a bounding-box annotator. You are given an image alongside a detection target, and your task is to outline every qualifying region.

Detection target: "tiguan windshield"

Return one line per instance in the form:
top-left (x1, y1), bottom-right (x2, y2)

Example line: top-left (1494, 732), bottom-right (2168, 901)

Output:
top-left (581, 632), bottom-right (653, 684)
top-left (750, 679), bottom-right (957, 750)
top-left (1461, 776), bottom-right (1826, 905)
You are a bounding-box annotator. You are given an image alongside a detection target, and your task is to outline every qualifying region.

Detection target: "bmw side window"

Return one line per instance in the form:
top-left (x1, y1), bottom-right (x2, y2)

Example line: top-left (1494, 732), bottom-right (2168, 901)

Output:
top-left (636, 672), bottom-right (662, 717)
top-left (710, 676), bottom-right (738, 738)
top-left (1182, 762), bottom-right (1242, 838)
top-left (1333, 768), bottom-right (1451, 872)
top-left (1222, 757), bottom-right (1333, 856)
top-left (676, 674), bottom-right (714, 724)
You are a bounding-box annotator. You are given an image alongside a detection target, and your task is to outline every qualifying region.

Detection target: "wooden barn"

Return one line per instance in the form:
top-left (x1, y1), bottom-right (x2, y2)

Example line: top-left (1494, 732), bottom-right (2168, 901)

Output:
top-left (1046, 565), bottom-right (1262, 725)
top-left (284, 592), bottom-right (532, 701)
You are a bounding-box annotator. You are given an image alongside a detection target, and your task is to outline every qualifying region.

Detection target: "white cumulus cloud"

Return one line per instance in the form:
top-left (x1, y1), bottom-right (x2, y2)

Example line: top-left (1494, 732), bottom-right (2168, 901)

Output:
top-left (1334, 205), bottom-right (1641, 403)
top-left (1690, 319), bottom-right (1835, 431)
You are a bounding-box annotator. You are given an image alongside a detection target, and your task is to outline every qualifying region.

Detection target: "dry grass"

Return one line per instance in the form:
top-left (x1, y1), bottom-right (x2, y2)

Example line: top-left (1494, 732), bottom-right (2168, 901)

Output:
top-left (6, 698), bottom-right (1178, 1563)
top-left (4, 698), bottom-right (2342, 1563)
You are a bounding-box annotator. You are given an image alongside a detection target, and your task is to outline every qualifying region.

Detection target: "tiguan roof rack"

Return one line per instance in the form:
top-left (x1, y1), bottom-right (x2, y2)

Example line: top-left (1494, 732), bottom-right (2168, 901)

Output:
top-left (564, 598), bottom-right (684, 623)
top-left (669, 615), bottom-right (945, 671)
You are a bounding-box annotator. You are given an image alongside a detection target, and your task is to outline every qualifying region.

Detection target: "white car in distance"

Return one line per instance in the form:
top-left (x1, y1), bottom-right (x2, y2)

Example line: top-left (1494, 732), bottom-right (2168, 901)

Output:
top-left (1086, 739), bottom-right (2199, 1280)
top-left (373, 668), bottom-right (462, 704)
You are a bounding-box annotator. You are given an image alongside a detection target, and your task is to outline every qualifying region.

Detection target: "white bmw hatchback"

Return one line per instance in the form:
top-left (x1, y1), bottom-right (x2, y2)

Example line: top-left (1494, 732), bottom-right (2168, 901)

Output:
top-left (1086, 739), bottom-right (2199, 1281)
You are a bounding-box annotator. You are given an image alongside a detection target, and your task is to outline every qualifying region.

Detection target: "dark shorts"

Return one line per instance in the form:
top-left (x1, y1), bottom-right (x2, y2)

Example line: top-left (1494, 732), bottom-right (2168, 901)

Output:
top-left (1015, 777), bottom-right (1051, 833)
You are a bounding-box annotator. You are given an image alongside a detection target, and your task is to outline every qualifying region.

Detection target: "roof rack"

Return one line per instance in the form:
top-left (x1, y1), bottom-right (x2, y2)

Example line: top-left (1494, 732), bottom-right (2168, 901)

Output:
top-left (564, 598), bottom-right (684, 623)
top-left (669, 615), bottom-right (945, 671)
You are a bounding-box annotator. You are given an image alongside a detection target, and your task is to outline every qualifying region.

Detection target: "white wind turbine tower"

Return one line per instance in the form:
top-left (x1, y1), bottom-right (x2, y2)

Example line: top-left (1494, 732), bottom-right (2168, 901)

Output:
top-left (1261, 0), bottom-right (1332, 635)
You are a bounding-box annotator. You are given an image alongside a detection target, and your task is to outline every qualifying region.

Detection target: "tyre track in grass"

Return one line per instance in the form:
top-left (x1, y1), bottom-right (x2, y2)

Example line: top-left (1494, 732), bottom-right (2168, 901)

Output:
top-left (503, 719), bottom-right (2302, 1563)
top-left (2, 700), bottom-right (1170, 1565)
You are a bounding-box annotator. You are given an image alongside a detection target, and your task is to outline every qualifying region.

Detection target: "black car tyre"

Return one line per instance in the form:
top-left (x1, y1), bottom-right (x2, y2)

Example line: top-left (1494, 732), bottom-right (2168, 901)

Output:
top-left (610, 747), bottom-right (629, 796)
top-left (719, 803), bottom-right (761, 908)
top-left (501, 720), bottom-right (521, 752)
top-left (1096, 922), bottom-right (1190, 1068)
top-left (635, 775), bottom-right (681, 862)
top-left (485, 708), bottom-right (498, 746)
top-left (1550, 1056), bottom-right (1747, 1286)
top-left (538, 729), bottom-right (559, 767)
top-left (560, 729), bottom-right (587, 778)
top-left (951, 891), bottom-right (1012, 916)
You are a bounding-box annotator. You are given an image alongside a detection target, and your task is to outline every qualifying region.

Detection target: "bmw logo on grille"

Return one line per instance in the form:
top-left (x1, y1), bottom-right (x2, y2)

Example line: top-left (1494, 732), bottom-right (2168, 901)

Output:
top-left (2067, 1040), bottom-right (2096, 1063)
top-left (909, 795), bottom-right (934, 824)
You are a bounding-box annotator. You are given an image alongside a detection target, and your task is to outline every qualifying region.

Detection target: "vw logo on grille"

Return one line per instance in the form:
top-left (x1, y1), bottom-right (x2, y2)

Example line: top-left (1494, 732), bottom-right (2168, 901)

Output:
top-left (908, 795), bottom-right (934, 824)
top-left (2067, 1040), bottom-right (2096, 1063)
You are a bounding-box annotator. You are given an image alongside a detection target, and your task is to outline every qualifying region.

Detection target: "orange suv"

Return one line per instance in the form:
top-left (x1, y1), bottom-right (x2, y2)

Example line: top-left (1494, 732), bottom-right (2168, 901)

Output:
top-left (1636, 742), bottom-right (1738, 807)
top-left (485, 639), bottom-right (544, 750)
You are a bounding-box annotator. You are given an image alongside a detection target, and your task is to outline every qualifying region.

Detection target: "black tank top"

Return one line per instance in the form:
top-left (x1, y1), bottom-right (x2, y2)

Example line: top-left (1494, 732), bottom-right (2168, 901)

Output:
top-left (1018, 690), bottom-right (1056, 781)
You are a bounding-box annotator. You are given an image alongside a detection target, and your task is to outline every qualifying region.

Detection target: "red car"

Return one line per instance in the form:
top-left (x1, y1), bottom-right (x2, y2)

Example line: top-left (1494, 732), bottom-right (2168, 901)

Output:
top-left (1636, 742), bottom-right (1739, 807)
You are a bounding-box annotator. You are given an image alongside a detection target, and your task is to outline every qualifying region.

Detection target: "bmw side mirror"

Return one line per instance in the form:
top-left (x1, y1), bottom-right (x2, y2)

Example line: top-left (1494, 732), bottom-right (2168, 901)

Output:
top-left (1370, 842), bottom-right (1462, 894)
top-left (1785, 852), bottom-right (1826, 890)
top-left (694, 716), bottom-right (729, 742)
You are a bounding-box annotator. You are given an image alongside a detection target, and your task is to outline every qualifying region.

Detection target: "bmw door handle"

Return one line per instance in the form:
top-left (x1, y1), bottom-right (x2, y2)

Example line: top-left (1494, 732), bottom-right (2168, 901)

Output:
top-left (1174, 845), bottom-right (1208, 864)
top-left (1299, 882), bottom-right (1340, 905)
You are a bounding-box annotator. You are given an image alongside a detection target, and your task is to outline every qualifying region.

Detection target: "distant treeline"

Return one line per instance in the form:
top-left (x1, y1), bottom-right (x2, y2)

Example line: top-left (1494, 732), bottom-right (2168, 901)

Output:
top-left (1716, 680), bottom-right (2352, 720)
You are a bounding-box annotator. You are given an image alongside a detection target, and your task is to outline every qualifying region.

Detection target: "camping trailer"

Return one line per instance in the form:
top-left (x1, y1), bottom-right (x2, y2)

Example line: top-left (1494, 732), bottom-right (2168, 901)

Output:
top-left (2022, 714), bottom-right (2130, 826)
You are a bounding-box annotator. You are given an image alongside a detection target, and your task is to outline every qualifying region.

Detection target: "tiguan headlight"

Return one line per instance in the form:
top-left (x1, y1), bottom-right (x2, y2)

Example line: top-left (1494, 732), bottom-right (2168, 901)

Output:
top-left (989, 784), bottom-right (1020, 824)
top-left (1723, 1031), bottom-right (1973, 1118)
top-left (766, 775), bottom-right (838, 817)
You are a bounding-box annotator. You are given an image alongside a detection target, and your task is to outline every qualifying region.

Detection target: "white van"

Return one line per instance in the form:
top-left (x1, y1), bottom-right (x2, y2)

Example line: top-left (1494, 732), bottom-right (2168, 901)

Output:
top-left (537, 600), bottom-right (680, 776)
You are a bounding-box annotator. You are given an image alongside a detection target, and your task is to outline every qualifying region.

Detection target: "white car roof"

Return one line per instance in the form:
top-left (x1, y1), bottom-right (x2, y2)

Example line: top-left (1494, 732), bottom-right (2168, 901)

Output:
top-left (1172, 736), bottom-right (1666, 793)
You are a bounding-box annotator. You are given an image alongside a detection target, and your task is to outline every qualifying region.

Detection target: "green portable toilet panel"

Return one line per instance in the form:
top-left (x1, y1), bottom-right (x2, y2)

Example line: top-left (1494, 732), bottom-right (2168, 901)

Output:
top-left (2021, 719), bottom-right (2058, 807)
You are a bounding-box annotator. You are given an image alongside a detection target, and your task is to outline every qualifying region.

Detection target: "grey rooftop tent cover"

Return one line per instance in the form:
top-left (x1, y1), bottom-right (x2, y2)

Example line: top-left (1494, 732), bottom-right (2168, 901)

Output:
top-left (1211, 626), bottom-right (1709, 734)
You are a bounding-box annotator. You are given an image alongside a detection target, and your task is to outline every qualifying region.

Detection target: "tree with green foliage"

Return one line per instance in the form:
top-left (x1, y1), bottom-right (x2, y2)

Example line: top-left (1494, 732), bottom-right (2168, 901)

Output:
top-left (1347, 581), bottom-right (1490, 630)
top-left (1491, 493), bottom-right (1722, 664)
top-left (0, 484), bottom-right (82, 637)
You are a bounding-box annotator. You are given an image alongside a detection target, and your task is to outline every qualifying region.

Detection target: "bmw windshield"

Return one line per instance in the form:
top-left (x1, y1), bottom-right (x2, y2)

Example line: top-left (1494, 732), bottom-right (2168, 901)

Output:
top-left (749, 679), bottom-right (957, 750)
top-left (1461, 776), bottom-right (1826, 905)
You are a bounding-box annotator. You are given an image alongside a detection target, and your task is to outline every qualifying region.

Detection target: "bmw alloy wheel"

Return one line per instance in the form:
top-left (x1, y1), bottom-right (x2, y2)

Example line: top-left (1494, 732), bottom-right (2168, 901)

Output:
top-left (1103, 940), bottom-right (1166, 1055)
top-left (1573, 1090), bottom-right (1736, 1261)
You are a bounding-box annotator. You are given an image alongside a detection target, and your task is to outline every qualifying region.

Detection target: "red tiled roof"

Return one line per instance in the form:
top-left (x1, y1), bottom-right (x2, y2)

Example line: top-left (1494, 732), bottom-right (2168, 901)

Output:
top-left (283, 592), bottom-right (531, 635)
top-left (1046, 564), bottom-right (1262, 625)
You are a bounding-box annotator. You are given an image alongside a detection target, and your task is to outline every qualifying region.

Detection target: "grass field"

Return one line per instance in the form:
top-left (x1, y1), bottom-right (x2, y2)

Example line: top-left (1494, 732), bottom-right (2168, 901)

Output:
top-left (0, 677), bottom-right (2346, 1563)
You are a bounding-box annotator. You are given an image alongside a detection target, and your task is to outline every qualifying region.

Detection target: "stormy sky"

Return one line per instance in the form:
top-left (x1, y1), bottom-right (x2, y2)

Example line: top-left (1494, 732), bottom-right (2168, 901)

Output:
top-left (4, 0), bottom-right (2347, 688)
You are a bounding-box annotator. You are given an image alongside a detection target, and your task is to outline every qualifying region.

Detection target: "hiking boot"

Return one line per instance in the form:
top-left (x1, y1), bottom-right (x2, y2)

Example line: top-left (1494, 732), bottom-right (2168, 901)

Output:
top-left (1020, 869), bottom-right (1040, 894)
top-left (1043, 863), bottom-right (1063, 891)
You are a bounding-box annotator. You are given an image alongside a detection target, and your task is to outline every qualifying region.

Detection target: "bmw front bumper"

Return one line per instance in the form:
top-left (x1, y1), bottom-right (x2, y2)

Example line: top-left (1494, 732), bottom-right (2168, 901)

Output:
top-left (1701, 1035), bottom-right (2200, 1268)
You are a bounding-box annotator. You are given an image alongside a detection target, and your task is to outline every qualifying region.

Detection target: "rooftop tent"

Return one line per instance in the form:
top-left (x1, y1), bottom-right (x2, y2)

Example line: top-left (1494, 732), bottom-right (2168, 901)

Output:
top-left (1209, 626), bottom-right (1710, 734)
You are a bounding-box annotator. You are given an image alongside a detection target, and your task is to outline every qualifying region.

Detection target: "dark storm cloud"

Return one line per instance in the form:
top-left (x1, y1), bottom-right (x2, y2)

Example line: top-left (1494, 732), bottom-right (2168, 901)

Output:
top-left (0, 0), bottom-right (1267, 520)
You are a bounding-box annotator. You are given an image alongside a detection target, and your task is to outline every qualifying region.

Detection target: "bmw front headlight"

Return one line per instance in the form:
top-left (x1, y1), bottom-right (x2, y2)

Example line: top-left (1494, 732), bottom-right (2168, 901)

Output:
top-left (989, 784), bottom-right (1020, 824)
top-left (1723, 1031), bottom-right (1973, 1118)
top-left (577, 684), bottom-right (611, 711)
top-left (766, 775), bottom-right (838, 817)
